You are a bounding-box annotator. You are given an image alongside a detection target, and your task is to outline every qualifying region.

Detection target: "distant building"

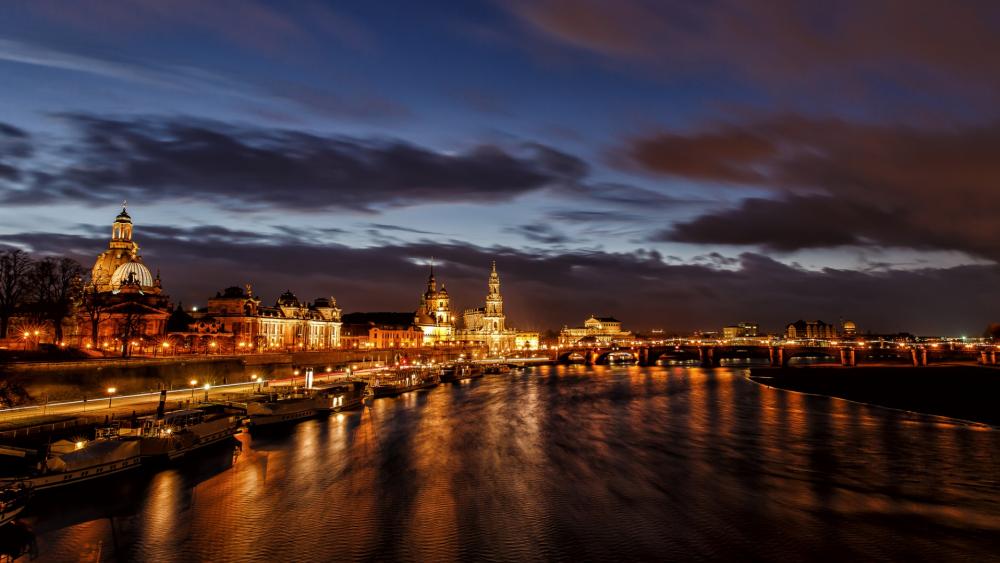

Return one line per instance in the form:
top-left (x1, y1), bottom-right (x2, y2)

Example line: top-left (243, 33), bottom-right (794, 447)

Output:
top-left (174, 285), bottom-right (342, 351)
top-left (341, 312), bottom-right (424, 349)
top-left (559, 315), bottom-right (632, 346)
top-left (722, 322), bottom-right (759, 339)
top-left (77, 205), bottom-right (171, 352)
top-left (841, 320), bottom-right (858, 336)
top-left (414, 266), bottom-right (455, 344)
top-left (785, 320), bottom-right (837, 339)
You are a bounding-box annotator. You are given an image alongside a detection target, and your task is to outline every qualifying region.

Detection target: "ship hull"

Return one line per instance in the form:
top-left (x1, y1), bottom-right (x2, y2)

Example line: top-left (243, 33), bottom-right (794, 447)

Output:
top-left (1, 455), bottom-right (142, 492)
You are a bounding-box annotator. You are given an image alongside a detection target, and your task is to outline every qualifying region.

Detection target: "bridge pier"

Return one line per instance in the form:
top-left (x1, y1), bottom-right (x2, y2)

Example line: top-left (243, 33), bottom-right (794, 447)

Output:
top-left (699, 346), bottom-right (715, 368)
top-left (839, 348), bottom-right (857, 367)
top-left (982, 350), bottom-right (997, 365)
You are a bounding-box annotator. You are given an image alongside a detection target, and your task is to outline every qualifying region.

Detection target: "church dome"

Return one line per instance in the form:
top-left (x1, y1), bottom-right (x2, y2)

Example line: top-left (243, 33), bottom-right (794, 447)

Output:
top-left (111, 260), bottom-right (153, 288)
top-left (116, 207), bottom-right (132, 224)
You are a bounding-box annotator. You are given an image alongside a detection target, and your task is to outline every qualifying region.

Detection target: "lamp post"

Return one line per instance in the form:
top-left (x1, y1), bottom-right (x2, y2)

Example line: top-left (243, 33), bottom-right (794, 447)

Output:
top-left (107, 387), bottom-right (116, 408)
top-left (189, 379), bottom-right (198, 400)
top-left (203, 383), bottom-right (211, 402)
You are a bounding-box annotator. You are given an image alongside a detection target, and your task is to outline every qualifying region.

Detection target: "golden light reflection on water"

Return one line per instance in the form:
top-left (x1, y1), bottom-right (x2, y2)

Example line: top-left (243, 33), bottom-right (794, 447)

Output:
top-left (19, 367), bottom-right (1000, 562)
top-left (141, 469), bottom-right (180, 556)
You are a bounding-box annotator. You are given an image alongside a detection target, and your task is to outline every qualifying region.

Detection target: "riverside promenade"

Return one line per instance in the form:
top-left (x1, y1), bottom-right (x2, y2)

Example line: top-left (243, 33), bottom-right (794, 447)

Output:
top-left (0, 347), bottom-right (478, 430)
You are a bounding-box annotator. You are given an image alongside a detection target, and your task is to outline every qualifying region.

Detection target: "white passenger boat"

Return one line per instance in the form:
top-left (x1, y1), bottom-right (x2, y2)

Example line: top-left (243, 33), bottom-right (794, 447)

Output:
top-left (246, 392), bottom-right (335, 428)
top-left (0, 428), bottom-right (142, 492)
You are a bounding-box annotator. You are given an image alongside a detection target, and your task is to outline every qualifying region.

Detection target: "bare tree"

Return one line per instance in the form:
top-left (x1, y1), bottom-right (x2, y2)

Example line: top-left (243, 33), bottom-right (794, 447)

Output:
top-left (115, 301), bottom-right (150, 358)
top-left (0, 249), bottom-right (31, 339)
top-left (80, 281), bottom-right (110, 349)
top-left (30, 257), bottom-right (85, 343)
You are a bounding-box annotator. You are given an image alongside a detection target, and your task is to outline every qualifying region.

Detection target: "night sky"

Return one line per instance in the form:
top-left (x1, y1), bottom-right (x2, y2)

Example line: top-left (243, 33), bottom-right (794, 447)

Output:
top-left (1, 1), bottom-right (999, 335)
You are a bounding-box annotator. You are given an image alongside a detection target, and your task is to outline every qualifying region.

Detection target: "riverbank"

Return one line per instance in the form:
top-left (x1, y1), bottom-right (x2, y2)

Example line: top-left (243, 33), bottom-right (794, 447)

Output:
top-left (748, 365), bottom-right (1000, 426)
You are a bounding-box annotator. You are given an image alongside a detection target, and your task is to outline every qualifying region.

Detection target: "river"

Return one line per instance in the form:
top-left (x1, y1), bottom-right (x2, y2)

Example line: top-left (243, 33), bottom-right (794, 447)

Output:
top-left (11, 366), bottom-right (1000, 561)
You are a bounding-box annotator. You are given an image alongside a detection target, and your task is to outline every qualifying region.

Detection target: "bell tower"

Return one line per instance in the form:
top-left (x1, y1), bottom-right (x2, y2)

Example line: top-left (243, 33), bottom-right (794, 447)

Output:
top-left (484, 261), bottom-right (505, 331)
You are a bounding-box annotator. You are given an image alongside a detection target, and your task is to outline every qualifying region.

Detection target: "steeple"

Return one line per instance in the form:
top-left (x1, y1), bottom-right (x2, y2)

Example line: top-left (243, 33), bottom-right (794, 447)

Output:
top-left (426, 261), bottom-right (437, 292)
top-left (485, 260), bottom-right (503, 318)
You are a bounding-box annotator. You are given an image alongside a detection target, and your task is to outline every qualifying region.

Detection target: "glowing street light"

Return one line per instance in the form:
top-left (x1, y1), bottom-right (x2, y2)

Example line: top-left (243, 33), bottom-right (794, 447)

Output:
top-left (190, 379), bottom-right (198, 399)
top-left (203, 383), bottom-right (211, 401)
top-left (107, 386), bottom-right (117, 408)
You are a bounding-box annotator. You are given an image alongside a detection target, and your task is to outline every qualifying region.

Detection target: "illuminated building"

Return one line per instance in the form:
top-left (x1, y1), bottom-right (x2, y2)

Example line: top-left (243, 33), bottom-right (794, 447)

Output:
top-left (341, 312), bottom-right (424, 349)
top-left (722, 322), bottom-right (759, 339)
top-left (77, 205), bottom-right (171, 349)
top-left (175, 285), bottom-right (342, 351)
top-left (559, 315), bottom-right (631, 346)
top-left (785, 320), bottom-right (837, 339)
top-left (458, 261), bottom-right (537, 353)
top-left (841, 320), bottom-right (858, 336)
top-left (414, 266), bottom-right (455, 344)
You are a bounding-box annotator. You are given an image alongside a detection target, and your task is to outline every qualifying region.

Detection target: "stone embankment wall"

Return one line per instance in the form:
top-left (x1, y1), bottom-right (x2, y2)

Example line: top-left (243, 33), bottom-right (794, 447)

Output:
top-left (1, 348), bottom-right (470, 404)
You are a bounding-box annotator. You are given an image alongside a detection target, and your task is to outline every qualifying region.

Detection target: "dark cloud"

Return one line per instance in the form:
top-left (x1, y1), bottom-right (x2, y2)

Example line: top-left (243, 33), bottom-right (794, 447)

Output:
top-left (0, 122), bottom-right (31, 182)
top-left (505, 224), bottom-right (572, 245)
top-left (3, 225), bottom-right (999, 335)
top-left (506, 0), bottom-right (1000, 109)
top-left (547, 210), bottom-right (642, 223)
top-left (0, 114), bottom-right (588, 212)
top-left (265, 82), bottom-right (410, 121)
top-left (629, 116), bottom-right (1000, 257)
top-left (16, 0), bottom-right (373, 55)
top-left (366, 224), bottom-right (442, 236)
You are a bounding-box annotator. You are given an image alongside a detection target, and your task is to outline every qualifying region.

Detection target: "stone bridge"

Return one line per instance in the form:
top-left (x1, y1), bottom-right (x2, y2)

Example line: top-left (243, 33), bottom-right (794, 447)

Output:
top-left (553, 343), bottom-right (990, 367)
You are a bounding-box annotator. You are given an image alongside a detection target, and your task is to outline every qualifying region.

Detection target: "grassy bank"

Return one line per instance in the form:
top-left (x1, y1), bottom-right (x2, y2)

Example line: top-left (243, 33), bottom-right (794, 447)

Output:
top-left (748, 365), bottom-right (1000, 426)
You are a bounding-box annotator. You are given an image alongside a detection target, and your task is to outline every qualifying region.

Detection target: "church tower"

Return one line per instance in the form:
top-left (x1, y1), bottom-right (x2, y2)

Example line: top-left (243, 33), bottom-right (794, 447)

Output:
top-left (415, 262), bottom-right (454, 343)
top-left (483, 260), bottom-right (505, 331)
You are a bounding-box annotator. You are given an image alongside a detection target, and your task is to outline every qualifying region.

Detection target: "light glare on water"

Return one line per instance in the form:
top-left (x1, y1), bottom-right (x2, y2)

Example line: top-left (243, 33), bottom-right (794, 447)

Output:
top-left (15, 366), bottom-right (1000, 561)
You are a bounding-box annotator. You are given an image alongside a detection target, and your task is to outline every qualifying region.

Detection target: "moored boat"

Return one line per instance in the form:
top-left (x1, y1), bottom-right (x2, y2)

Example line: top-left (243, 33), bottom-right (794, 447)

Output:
top-left (246, 391), bottom-right (335, 428)
top-left (129, 405), bottom-right (241, 461)
top-left (371, 368), bottom-right (440, 398)
top-left (482, 363), bottom-right (511, 375)
top-left (439, 363), bottom-right (483, 383)
top-left (0, 483), bottom-right (30, 527)
top-left (0, 427), bottom-right (142, 492)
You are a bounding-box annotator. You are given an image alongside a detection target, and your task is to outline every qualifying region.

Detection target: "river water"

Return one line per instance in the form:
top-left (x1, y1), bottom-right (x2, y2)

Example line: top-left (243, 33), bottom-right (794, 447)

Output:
top-left (13, 366), bottom-right (1000, 561)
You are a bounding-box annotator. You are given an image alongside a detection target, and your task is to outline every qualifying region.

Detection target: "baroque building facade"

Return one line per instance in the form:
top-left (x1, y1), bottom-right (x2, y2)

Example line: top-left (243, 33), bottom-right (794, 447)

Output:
top-left (77, 205), bottom-right (171, 352)
top-left (559, 315), bottom-right (631, 346)
top-left (175, 285), bottom-right (342, 351)
top-left (457, 261), bottom-right (538, 353)
top-left (414, 267), bottom-right (455, 344)
top-left (785, 319), bottom-right (837, 339)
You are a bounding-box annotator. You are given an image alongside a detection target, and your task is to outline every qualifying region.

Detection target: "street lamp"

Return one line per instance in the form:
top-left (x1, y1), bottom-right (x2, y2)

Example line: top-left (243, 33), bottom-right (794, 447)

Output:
top-left (107, 387), bottom-right (116, 408)
top-left (203, 383), bottom-right (211, 401)
top-left (189, 379), bottom-right (198, 400)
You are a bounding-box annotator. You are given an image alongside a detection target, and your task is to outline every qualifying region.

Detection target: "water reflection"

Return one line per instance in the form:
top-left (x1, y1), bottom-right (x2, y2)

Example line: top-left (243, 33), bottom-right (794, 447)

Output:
top-left (16, 367), bottom-right (1000, 562)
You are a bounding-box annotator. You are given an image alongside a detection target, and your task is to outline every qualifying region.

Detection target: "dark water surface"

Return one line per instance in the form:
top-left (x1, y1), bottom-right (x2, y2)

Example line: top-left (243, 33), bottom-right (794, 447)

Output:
top-left (15, 366), bottom-right (1000, 561)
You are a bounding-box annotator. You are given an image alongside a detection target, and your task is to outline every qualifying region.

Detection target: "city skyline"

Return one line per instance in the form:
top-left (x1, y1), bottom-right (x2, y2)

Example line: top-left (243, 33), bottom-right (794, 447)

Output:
top-left (1, 2), bottom-right (999, 334)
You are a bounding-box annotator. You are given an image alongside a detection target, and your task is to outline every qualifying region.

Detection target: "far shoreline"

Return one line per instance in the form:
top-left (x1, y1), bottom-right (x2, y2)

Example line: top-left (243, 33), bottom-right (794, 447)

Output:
top-left (746, 365), bottom-right (1000, 427)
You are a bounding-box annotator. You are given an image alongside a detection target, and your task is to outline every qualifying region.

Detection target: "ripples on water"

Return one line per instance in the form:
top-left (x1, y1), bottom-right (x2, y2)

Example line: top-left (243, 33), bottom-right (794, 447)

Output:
top-left (14, 367), bottom-right (1000, 561)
